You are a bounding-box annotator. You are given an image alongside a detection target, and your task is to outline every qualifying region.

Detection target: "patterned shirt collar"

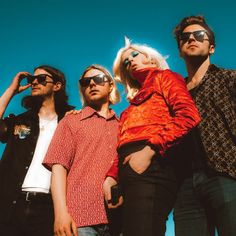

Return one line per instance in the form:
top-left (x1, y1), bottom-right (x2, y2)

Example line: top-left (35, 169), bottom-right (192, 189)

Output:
top-left (80, 106), bottom-right (118, 121)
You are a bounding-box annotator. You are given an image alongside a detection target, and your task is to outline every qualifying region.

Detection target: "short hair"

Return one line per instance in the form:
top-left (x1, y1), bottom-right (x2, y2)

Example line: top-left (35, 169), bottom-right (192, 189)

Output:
top-left (22, 65), bottom-right (73, 116)
top-left (79, 64), bottom-right (120, 106)
top-left (173, 15), bottom-right (215, 49)
top-left (113, 37), bottom-right (169, 100)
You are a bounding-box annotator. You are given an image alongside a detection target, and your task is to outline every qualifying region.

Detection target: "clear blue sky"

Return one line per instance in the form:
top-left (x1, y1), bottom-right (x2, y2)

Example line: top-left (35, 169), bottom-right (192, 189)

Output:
top-left (1, 0), bottom-right (235, 235)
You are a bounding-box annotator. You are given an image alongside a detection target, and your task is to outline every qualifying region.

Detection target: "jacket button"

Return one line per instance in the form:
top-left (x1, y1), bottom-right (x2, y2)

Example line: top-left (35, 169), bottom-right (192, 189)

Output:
top-left (12, 200), bottom-right (17, 204)
top-left (25, 166), bottom-right (29, 170)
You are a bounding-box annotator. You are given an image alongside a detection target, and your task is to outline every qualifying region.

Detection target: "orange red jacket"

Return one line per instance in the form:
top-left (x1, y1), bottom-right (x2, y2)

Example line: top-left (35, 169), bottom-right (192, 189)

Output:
top-left (107, 67), bottom-right (201, 179)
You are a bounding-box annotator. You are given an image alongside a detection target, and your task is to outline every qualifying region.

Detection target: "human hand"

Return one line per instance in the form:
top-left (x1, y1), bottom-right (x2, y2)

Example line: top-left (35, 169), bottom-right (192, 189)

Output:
top-left (9, 72), bottom-right (31, 94)
top-left (123, 145), bottom-right (155, 174)
top-left (65, 110), bottom-right (81, 116)
top-left (54, 211), bottom-right (78, 236)
top-left (103, 177), bottom-right (123, 209)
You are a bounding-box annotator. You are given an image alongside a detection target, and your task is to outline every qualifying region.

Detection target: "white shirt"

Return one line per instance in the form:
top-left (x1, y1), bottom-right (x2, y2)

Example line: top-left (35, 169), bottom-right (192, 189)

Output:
top-left (22, 116), bottom-right (58, 193)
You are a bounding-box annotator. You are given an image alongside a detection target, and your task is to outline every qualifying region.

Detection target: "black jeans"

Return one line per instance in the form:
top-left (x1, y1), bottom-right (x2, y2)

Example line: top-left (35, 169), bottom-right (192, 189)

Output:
top-left (0, 192), bottom-right (54, 236)
top-left (174, 171), bottom-right (236, 236)
top-left (119, 145), bottom-right (178, 236)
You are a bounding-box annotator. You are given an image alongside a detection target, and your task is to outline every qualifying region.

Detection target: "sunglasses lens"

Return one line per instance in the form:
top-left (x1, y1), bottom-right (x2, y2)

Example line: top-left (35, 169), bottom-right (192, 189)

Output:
top-left (36, 75), bottom-right (47, 84)
top-left (93, 75), bottom-right (105, 85)
top-left (193, 31), bottom-right (205, 42)
top-left (80, 75), bottom-right (107, 87)
top-left (180, 32), bottom-right (191, 42)
top-left (180, 30), bottom-right (206, 43)
top-left (79, 78), bottom-right (90, 87)
top-left (26, 76), bottom-right (33, 84)
top-left (26, 74), bottom-right (48, 85)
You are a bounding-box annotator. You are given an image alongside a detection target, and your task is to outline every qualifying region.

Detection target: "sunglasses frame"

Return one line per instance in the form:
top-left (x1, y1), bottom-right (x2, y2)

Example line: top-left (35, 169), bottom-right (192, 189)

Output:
top-left (179, 30), bottom-right (209, 43)
top-left (26, 74), bottom-right (55, 86)
top-left (79, 74), bottom-right (110, 87)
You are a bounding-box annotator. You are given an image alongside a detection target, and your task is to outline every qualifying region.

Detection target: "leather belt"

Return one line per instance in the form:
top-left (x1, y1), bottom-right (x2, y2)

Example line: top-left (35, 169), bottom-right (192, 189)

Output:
top-left (20, 191), bottom-right (52, 202)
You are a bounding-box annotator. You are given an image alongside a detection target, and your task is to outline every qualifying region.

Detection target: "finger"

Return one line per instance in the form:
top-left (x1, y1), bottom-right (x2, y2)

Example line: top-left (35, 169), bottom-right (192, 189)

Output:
top-left (123, 155), bottom-right (131, 165)
top-left (71, 221), bottom-right (78, 236)
top-left (108, 196), bottom-right (124, 209)
top-left (19, 84), bottom-right (31, 91)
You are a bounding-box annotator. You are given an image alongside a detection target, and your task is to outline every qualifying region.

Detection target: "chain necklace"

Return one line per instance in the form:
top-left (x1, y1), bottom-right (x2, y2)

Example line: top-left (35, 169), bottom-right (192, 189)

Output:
top-left (39, 115), bottom-right (58, 131)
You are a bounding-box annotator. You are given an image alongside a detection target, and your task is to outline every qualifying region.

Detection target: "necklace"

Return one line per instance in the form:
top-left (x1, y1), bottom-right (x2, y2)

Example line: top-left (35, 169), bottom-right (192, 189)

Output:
top-left (39, 115), bottom-right (58, 131)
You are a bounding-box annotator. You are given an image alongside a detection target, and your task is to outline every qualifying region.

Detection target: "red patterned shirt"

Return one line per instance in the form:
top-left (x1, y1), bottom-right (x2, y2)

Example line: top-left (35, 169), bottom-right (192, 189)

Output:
top-left (43, 106), bottom-right (119, 227)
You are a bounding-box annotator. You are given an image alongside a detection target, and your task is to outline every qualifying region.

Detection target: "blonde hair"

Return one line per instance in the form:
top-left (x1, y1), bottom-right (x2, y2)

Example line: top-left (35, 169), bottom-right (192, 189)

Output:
top-left (113, 37), bottom-right (169, 100)
top-left (79, 64), bottom-right (120, 106)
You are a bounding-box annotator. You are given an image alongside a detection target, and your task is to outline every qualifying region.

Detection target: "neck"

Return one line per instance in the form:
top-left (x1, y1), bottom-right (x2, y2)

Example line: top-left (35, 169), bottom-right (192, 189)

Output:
top-left (38, 96), bottom-right (57, 119)
top-left (89, 101), bottom-right (111, 119)
top-left (185, 56), bottom-right (210, 89)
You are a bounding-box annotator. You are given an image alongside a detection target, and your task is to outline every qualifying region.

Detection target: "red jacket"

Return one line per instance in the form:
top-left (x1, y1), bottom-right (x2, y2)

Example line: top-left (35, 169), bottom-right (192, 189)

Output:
top-left (107, 67), bottom-right (201, 179)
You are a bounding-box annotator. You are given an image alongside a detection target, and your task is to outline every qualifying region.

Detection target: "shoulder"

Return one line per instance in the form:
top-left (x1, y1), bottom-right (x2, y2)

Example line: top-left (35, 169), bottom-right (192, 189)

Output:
top-left (209, 64), bottom-right (236, 79)
top-left (59, 111), bottom-right (83, 126)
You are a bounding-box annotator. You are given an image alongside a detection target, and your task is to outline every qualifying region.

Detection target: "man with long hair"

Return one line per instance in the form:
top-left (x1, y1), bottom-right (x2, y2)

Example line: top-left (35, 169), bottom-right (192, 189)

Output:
top-left (0, 65), bottom-right (73, 236)
top-left (43, 64), bottom-right (120, 236)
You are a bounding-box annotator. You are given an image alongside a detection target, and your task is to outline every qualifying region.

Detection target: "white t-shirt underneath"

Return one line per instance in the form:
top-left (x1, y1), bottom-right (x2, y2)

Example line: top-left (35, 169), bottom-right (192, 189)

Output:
top-left (22, 116), bottom-right (58, 193)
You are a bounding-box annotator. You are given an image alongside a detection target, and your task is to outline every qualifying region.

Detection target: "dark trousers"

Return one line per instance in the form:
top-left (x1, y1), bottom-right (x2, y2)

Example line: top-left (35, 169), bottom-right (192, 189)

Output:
top-left (0, 192), bottom-right (54, 236)
top-left (119, 157), bottom-right (178, 236)
top-left (174, 171), bottom-right (236, 236)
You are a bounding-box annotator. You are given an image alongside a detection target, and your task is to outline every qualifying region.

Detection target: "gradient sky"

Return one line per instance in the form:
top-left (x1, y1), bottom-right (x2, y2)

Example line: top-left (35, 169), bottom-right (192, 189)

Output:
top-left (1, 0), bottom-right (235, 234)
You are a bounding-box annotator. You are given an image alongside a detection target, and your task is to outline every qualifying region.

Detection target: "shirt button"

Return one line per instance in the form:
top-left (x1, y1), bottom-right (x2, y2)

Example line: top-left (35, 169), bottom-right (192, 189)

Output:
top-left (12, 200), bottom-right (17, 204)
top-left (109, 145), bottom-right (112, 149)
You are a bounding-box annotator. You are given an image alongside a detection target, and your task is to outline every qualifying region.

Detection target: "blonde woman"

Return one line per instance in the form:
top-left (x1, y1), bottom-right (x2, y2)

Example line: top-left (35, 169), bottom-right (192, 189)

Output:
top-left (104, 39), bottom-right (201, 236)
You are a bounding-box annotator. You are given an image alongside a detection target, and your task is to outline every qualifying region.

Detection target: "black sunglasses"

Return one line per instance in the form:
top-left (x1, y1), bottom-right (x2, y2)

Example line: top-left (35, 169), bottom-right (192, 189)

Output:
top-left (79, 74), bottom-right (110, 87)
top-left (26, 74), bottom-right (55, 86)
top-left (179, 30), bottom-right (209, 43)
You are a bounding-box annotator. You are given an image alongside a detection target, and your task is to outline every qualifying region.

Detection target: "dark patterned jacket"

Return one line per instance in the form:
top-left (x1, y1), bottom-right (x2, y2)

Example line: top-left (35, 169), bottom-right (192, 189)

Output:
top-left (190, 64), bottom-right (236, 179)
top-left (0, 109), bottom-right (68, 223)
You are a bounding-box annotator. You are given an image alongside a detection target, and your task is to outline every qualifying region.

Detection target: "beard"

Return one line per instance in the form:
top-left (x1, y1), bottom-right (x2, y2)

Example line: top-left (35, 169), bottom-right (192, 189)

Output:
top-left (21, 95), bottom-right (44, 112)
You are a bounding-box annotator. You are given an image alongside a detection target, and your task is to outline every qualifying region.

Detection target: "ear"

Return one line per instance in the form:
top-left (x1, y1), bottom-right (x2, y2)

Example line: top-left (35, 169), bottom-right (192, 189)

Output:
top-left (209, 45), bottom-right (215, 55)
top-left (109, 81), bottom-right (114, 93)
top-left (53, 82), bottom-right (62, 92)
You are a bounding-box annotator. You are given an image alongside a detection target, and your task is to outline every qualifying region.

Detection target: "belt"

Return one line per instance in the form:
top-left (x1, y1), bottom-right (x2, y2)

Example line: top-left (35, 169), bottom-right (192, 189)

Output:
top-left (20, 191), bottom-right (52, 202)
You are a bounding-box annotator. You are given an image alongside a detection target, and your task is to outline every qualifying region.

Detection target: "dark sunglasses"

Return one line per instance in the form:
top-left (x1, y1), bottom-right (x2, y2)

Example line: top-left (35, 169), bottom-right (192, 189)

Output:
top-left (26, 74), bottom-right (55, 86)
top-left (79, 74), bottom-right (110, 87)
top-left (179, 30), bottom-right (209, 43)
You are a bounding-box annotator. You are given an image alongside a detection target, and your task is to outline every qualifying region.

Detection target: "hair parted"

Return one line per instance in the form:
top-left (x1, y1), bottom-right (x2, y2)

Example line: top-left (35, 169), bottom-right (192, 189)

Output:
top-left (79, 64), bottom-right (120, 106)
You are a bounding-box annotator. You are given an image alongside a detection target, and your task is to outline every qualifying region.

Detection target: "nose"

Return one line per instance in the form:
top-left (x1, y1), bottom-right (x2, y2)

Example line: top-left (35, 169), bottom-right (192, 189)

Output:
top-left (31, 78), bottom-right (39, 86)
top-left (188, 33), bottom-right (196, 42)
top-left (89, 78), bottom-right (96, 87)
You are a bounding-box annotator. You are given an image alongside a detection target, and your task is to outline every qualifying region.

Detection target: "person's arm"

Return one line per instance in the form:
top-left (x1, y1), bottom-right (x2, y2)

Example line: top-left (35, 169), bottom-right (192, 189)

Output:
top-left (149, 70), bottom-right (201, 156)
top-left (0, 72), bottom-right (30, 118)
top-left (104, 156), bottom-right (123, 208)
top-left (51, 164), bottom-right (77, 236)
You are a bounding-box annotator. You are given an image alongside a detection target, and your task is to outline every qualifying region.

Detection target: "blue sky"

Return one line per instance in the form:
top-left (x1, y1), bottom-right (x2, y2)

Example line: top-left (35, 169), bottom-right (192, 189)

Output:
top-left (0, 0), bottom-right (235, 234)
